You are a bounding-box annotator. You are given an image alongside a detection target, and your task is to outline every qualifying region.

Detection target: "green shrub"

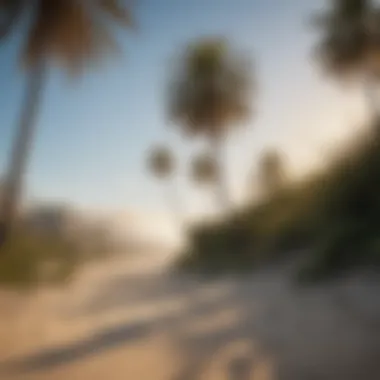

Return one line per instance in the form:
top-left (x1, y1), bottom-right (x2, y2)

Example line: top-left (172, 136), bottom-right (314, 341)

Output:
top-left (178, 126), bottom-right (380, 279)
top-left (0, 229), bottom-right (80, 290)
top-left (178, 220), bottom-right (256, 274)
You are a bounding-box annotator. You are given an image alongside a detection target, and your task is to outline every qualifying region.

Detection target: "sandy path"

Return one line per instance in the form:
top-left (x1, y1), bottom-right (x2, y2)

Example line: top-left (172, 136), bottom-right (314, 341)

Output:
top-left (0, 251), bottom-right (379, 380)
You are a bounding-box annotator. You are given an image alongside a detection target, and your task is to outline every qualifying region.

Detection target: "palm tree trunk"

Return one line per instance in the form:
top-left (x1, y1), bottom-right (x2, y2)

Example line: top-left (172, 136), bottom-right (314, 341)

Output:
top-left (211, 136), bottom-right (231, 211)
top-left (363, 68), bottom-right (380, 126)
top-left (0, 62), bottom-right (47, 247)
top-left (166, 178), bottom-right (183, 228)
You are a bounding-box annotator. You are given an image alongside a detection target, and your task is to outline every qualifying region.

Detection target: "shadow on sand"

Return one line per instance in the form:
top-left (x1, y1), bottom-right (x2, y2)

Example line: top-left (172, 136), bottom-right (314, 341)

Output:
top-left (1, 319), bottom-right (152, 373)
top-left (1, 266), bottom-right (380, 380)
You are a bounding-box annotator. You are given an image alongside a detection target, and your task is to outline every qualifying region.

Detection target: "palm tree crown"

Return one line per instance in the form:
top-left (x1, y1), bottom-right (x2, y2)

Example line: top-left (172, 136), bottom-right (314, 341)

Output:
top-left (168, 36), bottom-right (254, 139)
top-left (147, 145), bottom-right (175, 180)
top-left (314, 0), bottom-right (380, 80)
top-left (0, 0), bottom-right (132, 72)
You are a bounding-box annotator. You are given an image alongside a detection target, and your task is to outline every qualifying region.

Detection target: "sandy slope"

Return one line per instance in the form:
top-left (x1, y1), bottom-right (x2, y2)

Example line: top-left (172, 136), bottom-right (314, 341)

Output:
top-left (0, 251), bottom-right (379, 380)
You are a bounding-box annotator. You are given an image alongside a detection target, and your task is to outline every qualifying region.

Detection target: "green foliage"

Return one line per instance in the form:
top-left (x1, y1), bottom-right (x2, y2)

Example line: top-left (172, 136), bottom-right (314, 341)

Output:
top-left (178, 127), bottom-right (380, 281)
top-left (0, 0), bottom-right (133, 72)
top-left (168, 36), bottom-right (254, 139)
top-left (177, 219), bottom-right (255, 275)
top-left (313, 0), bottom-right (380, 79)
top-left (0, 229), bottom-right (82, 290)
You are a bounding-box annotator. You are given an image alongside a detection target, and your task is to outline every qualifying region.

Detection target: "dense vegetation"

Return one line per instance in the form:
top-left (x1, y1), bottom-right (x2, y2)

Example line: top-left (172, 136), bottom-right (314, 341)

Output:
top-left (177, 125), bottom-right (380, 281)
top-left (0, 229), bottom-right (80, 289)
top-left (0, 220), bottom-right (114, 289)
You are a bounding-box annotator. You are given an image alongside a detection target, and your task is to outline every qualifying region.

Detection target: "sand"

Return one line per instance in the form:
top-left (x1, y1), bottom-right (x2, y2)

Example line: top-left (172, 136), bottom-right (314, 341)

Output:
top-left (0, 251), bottom-right (379, 380)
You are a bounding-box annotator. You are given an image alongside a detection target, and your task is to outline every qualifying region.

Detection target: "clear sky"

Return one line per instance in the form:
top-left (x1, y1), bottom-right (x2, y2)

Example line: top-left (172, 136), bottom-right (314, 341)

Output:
top-left (0, 0), bottom-right (369, 220)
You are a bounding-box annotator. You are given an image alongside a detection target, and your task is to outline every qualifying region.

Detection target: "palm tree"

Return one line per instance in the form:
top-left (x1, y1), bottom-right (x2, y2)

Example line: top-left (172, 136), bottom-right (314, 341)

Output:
top-left (190, 151), bottom-right (219, 214)
top-left (313, 0), bottom-right (380, 119)
top-left (168, 37), bottom-right (255, 209)
top-left (0, 0), bottom-right (132, 244)
top-left (147, 145), bottom-right (182, 223)
top-left (190, 151), bottom-right (218, 187)
top-left (258, 149), bottom-right (286, 198)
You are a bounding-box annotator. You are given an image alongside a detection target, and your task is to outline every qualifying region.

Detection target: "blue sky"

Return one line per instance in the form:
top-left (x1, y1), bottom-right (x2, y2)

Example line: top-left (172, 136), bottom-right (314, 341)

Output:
top-left (0, 0), bottom-right (368, 217)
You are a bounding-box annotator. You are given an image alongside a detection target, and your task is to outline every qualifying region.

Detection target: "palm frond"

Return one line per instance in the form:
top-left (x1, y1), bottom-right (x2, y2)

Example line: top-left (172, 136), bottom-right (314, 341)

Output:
top-left (168, 37), bottom-right (254, 139)
top-left (0, 0), bottom-right (25, 39)
top-left (17, 0), bottom-right (132, 73)
top-left (98, 0), bottom-right (133, 27)
top-left (335, 0), bottom-right (369, 20)
top-left (313, 0), bottom-right (378, 79)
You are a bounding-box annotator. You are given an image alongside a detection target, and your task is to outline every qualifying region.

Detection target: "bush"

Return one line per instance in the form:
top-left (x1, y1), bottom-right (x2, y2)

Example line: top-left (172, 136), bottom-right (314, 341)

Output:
top-left (177, 220), bottom-right (256, 274)
top-left (178, 125), bottom-right (380, 280)
top-left (0, 229), bottom-right (81, 290)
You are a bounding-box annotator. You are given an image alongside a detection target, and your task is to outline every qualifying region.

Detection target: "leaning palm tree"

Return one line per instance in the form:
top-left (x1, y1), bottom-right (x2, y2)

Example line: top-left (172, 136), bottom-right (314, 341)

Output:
top-left (0, 0), bottom-right (132, 244)
top-left (313, 0), bottom-right (380, 118)
top-left (168, 37), bottom-right (255, 209)
top-left (147, 145), bottom-right (182, 223)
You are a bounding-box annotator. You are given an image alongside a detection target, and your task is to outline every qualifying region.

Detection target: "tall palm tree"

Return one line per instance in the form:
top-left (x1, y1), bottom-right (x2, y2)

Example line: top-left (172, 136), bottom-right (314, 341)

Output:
top-left (0, 0), bottom-right (132, 243)
top-left (147, 145), bottom-right (182, 223)
top-left (168, 37), bottom-right (255, 209)
top-left (314, 0), bottom-right (380, 119)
